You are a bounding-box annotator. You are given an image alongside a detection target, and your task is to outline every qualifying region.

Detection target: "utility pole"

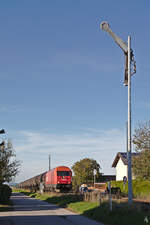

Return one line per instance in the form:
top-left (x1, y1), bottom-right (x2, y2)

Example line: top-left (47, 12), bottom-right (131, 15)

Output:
top-left (49, 154), bottom-right (51, 171)
top-left (126, 121), bottom-right (128, 180)
top-left (127, 36), bottom-right (132, 203)
top-left (100, 22), bottom-right (136, 204)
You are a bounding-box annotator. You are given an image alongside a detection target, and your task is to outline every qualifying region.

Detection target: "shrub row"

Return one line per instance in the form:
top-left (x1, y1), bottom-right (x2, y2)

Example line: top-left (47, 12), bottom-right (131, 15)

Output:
top-left (0, 184), bottom-right (12, 203)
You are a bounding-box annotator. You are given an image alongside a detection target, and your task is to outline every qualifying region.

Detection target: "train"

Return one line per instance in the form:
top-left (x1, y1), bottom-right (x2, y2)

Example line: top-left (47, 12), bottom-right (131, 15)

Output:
top-left (18, 166), bottom-right (72, 192)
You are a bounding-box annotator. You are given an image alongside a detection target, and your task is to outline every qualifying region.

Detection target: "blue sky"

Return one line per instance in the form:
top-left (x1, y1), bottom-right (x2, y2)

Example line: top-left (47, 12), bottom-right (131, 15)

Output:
top-left (0, 1), bottom-right (150, 182)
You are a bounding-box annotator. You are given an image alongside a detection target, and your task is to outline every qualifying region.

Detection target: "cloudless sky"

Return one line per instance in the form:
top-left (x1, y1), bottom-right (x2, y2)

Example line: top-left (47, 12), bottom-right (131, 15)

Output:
top-left (0, 1), bottom-right (150, 182)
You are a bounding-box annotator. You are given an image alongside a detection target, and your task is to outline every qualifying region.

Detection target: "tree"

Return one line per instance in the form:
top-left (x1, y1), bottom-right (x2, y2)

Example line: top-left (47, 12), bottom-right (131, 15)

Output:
top-left (132, 149), bottom-right (150, 180)
top-left (132, 120), bottom-right (150, 180)
top-left (0, 140), bottom-right (21, 184)
top-left (133, 120), bottom-right (150, 152)
top-left (72, 158), bottom-right (101, 190)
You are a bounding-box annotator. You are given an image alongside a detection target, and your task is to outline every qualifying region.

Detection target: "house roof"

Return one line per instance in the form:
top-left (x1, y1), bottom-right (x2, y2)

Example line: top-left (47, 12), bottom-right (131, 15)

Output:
top-left (112, 152), bottom-right (139, 167)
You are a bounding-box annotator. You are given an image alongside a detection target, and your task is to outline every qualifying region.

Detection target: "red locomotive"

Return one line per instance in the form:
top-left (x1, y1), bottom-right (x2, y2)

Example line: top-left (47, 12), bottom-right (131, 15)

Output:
top-left (18, 166), bottom-right (72, 192)
top-left (45, 166), bottom-right (72, 191)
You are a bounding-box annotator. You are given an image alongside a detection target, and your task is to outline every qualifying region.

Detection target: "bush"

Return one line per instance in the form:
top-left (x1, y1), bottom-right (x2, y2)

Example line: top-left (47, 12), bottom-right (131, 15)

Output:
top-left (0, 184), bottom-right (12, 203)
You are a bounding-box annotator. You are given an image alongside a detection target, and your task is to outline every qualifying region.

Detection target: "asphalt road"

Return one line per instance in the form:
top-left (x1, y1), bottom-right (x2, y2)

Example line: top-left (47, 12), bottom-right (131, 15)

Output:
top-left (0, 193), bottom-right (104, 225)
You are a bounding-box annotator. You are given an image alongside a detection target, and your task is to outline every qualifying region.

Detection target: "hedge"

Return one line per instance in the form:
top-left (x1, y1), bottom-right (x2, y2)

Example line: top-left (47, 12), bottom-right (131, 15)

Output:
top-left (0, 184), bottom-right (12, 203)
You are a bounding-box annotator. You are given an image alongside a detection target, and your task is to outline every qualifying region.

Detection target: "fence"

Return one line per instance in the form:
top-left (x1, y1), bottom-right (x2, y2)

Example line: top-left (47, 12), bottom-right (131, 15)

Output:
top-left (83, 188), bottom-right (121, 204)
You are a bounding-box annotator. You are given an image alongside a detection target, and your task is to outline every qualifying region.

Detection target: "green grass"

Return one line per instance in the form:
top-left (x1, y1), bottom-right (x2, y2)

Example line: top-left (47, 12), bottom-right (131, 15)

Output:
top-left (13, 189), bottom-right (150, 225)
top-left (12, 188), bottom-right (37, 197)
top-left (36, 193), bottom-right (83, 207)
top-left (82, 202), bottom-right (150, 225)
top-left (68, 201), bottom-right (99, 214)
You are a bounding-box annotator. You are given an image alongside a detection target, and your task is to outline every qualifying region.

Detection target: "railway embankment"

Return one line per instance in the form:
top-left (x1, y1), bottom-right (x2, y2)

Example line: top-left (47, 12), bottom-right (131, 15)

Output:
top-left (13, 188), bottom-right (150, 225)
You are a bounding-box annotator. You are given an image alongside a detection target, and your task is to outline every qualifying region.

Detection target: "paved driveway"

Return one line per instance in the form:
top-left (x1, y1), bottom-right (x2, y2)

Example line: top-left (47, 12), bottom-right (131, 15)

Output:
top-left (0, 193), bottom-right (104, 225)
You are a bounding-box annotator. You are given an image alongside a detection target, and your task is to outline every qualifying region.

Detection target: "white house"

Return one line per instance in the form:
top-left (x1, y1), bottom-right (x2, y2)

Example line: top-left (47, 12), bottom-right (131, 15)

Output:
top-left (112, 152), bottom-right (138, 181)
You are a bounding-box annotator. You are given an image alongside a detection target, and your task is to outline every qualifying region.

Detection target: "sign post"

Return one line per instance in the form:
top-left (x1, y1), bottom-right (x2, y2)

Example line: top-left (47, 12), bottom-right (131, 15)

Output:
top-left (108, 181), bottom-right (112, 211)
top-left (94, 169), bottom-right (97, 187)
top-left (123, 176), bottom-right (127, 192)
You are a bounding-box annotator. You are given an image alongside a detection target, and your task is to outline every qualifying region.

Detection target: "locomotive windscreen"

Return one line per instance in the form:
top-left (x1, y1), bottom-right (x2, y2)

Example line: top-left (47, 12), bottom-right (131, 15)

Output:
top-left (57, 171), bottom-right (71, 176)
